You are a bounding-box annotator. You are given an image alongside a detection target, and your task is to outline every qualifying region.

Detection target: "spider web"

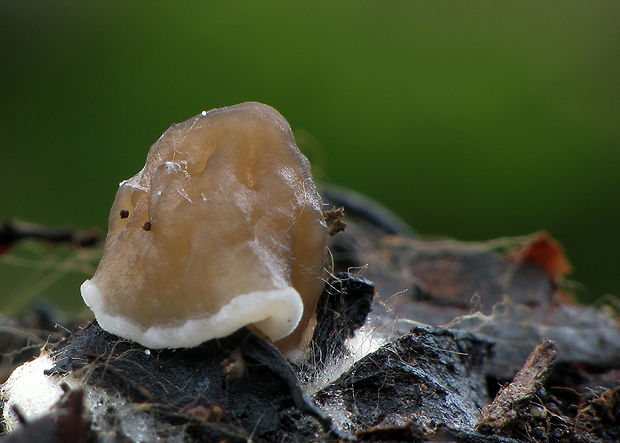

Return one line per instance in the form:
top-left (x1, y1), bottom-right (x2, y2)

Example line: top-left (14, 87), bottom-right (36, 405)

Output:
top-left (0, 240), bottom-right (101, 317)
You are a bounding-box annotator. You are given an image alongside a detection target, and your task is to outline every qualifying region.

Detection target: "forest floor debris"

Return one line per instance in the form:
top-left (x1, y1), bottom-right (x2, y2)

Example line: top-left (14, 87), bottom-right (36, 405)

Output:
top-left (2, 201), bottom-right (620, 441)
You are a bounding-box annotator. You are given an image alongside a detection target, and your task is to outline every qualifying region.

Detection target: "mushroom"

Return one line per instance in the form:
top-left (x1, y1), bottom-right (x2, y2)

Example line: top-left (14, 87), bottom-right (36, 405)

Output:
top-left (81, 102), bottom-right (327, 359)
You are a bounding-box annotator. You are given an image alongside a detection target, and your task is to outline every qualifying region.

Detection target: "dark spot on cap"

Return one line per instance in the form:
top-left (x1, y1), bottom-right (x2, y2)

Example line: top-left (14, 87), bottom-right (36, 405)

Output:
top-left (142, 221), bottom-right (152, 231)
top-left (120, 210), bottom-right (129, 219)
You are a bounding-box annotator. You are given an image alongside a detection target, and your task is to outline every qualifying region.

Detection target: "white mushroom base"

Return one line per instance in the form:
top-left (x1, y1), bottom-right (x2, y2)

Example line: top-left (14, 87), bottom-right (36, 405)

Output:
top-left (81, 279), bottom-right (303, 349)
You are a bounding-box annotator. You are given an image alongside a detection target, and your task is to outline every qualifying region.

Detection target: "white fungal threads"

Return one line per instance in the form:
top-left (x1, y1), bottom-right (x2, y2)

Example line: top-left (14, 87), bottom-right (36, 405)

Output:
top-left (81, 102), bottom-right (327, 357)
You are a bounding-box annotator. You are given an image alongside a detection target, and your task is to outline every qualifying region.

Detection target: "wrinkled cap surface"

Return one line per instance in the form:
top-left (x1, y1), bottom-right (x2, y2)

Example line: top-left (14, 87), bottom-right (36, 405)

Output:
top-left (81, 102), bottom-right (327, 354)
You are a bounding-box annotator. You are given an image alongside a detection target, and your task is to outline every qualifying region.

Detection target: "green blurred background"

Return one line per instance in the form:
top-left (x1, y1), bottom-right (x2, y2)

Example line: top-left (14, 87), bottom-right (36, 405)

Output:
top-left (1, 1), bottom-right (619, 313)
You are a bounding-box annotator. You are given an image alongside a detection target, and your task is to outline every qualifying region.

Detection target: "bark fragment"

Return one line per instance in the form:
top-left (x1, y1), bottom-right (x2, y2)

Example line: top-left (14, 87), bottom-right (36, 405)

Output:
top-left (476, 339), bottom-right (557, 432)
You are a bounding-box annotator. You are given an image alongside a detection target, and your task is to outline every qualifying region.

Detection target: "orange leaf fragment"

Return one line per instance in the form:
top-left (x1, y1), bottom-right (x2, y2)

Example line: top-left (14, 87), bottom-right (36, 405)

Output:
top-left (513, 231), bottom-right (572, 282)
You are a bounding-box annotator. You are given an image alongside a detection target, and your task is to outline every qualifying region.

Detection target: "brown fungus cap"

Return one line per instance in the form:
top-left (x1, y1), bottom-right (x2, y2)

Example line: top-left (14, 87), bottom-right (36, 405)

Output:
top-left (81, 102), bottom-right (327, 358)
